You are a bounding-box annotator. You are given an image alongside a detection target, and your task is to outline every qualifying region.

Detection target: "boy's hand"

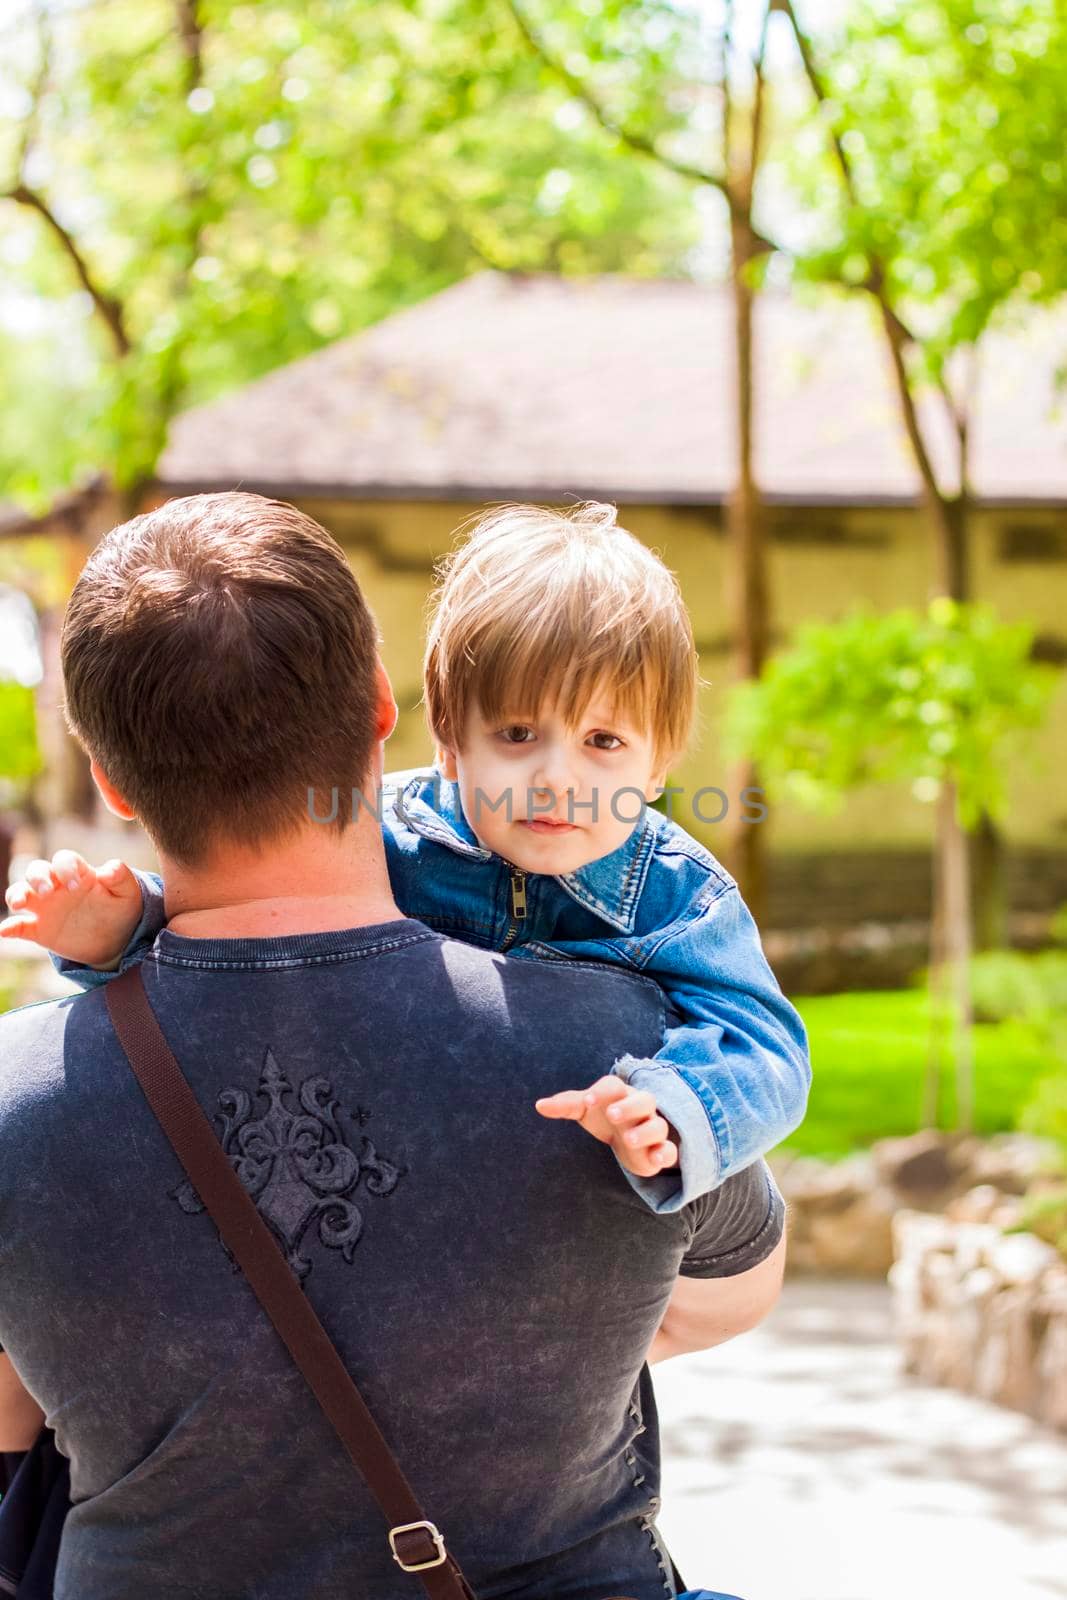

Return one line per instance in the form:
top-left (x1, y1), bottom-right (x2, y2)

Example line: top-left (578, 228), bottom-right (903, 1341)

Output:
top-left (535, 1077), bottom-right (680, 1179)
top-left (1, 852), bottom-right (143, 969)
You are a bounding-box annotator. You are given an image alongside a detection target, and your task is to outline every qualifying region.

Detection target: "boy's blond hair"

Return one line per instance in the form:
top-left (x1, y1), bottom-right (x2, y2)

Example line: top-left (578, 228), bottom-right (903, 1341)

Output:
top-left (423, 502), bottom-right (698, 770)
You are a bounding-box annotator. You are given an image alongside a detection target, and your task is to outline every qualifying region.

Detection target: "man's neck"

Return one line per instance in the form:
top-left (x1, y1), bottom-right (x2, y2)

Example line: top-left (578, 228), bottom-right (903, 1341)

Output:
top-left (160, 815), bottom-right (402, 940)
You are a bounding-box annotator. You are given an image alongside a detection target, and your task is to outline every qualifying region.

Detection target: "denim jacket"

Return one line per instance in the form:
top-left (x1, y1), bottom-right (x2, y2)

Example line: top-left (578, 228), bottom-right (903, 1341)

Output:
top-left (54, 766), bottom-right (810, 1215)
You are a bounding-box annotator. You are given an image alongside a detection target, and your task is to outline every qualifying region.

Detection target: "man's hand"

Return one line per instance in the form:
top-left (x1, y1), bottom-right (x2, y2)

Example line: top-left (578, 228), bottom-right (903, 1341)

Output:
top-left (535, 1076), bottom-right (679, 1179)
top-left (1, 851), bottom-right (143, 969)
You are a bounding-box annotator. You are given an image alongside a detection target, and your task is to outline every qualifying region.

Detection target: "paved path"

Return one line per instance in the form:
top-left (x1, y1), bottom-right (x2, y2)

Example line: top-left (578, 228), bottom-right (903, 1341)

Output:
top-left (652, 1277), bottom-right (1067, 1600)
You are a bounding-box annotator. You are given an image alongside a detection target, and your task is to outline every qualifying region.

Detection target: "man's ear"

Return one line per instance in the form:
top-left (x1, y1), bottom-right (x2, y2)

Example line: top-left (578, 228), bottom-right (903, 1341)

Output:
top-left (373, 657), bottom-right (399, 741)
top-left (89, 759), bottom-right (137, 821)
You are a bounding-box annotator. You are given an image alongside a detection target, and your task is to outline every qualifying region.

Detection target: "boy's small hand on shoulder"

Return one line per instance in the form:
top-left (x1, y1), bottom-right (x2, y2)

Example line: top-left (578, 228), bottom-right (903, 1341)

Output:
top-left (0, 851), bottom-right (143, 968)
top-left (535, 1076), bottom-right (680, 1180)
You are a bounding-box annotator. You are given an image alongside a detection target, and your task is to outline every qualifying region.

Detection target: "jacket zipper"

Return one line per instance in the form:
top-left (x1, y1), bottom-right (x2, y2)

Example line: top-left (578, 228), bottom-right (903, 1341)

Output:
top-left (500, 866), bottom-right (527, 952)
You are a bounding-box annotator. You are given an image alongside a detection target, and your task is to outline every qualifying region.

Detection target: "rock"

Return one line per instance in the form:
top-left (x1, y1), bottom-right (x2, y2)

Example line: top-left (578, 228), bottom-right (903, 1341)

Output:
top-left (985, 1233), bottom-right (1061, 1287)
top-left (946, 1185), bottom-right (1003, 1224)
top-left (953, 1223), bottom-right (1001, 1276)
top-left (803, 1168), bottom-right (868, 1216)
top-left (891, 1209), bottom-right (956, 1260)
top-left (873, 1130), bottom-right (964, 1199)
top-left (989, 1199), bottom-right (1026, 1231)
top-left (1036, 1313), bottom-right (1067, 1430)
top-left (780, 1133), bottom-right (1063, 1288)
top-left (973, 1288), bottom-right (1038, 1412)
top-left (998, 1288), bottom-right (1042, 1413)
top-left (806, 1194), bottom-right (896, 1275)
top-left (969, 1134), bottom-right (1062, 1195)
top-left (959, 1266), bottom-right (1000, 1307)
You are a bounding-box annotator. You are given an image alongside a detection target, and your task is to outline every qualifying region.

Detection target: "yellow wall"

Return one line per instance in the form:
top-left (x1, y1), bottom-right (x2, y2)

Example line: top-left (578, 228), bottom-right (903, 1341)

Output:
top-left (300, 497), bottom-right (1067, 856)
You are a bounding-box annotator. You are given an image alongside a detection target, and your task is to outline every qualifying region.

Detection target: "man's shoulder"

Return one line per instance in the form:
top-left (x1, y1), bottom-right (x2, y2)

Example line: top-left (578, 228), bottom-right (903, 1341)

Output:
top-left (439, 928), bottom-right (668, 1002)
top-left (0, 988), bottom-right (97, 1068)
top-left (0, 990), bottom-right (79, 1037)
top-left (0, 991), bottom-right (91, 1123)
top-left (425, 931), bottom-right (671, 1076)
top-left (431, 928), bottom-right (670, 1034)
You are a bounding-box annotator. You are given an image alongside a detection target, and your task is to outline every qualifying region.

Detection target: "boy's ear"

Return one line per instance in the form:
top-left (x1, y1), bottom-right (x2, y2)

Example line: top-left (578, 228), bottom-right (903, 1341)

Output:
top-left (436, 745), bottom-right (459, 781)
top-left (644, 761), bottom-right (671, 802)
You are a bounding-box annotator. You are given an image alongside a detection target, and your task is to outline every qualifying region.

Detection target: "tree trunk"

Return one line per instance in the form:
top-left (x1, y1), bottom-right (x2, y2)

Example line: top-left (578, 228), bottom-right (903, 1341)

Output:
top-left (938, 780), bottom-right (975, 1133)
top-left (970, 811), bottom-right (1008, 951)
top-left (924, 812), bottom-right (948, 1130)
top-left (723, 214), bottom-right (770, 921)
top-left (938, 491), bottom-right (1007, 951)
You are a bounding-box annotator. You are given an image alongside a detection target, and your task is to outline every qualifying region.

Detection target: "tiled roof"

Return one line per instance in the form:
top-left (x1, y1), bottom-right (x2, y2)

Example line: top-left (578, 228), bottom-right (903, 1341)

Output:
top-left (159, 273), bottom-right (1067, 506)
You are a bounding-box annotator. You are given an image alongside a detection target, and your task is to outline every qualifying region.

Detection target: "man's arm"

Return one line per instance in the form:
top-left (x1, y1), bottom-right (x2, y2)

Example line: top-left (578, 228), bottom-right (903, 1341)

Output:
top-left (0, 1354), bottom-right (45, 1450)
top-left (648, 1156), bottom-right (788, 1362)
top-left (648, 1231), bottom-right (786, 1362)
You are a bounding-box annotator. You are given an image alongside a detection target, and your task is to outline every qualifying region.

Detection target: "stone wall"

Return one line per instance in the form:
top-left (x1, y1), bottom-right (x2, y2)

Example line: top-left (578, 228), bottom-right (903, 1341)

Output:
top-left (890, 1196), bottom-right (1067, 1433)
top-left (771, 1130), bottom-right (1054, 1278)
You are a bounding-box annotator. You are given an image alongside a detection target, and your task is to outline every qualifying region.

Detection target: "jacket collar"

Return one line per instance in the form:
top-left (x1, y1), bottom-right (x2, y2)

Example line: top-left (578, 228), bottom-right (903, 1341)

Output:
top-left (392, 769), bottom-right (491, 861)
top-left (392, 768), bottom-right (655, 934)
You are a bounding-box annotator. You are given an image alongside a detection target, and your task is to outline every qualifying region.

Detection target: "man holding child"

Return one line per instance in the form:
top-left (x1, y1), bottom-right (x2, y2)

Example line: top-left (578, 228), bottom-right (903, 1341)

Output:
top-left (0, 493), bottom-right (800, 1598)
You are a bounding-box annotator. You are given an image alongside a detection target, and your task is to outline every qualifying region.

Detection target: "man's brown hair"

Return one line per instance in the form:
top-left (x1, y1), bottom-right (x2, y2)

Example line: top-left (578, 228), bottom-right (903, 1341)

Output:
top-left (61, 492), bottom-right (380, 867)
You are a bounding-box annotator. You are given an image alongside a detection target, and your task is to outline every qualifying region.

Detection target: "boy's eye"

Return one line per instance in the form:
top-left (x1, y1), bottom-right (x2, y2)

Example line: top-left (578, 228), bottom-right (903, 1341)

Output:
top-left (588, 731), bottom-right (624, 751)
top-left (499, 725), bottom-right (535, 744)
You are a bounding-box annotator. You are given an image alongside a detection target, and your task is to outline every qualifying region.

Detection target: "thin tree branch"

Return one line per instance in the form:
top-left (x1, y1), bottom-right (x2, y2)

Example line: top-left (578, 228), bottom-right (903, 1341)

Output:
top-left (780, 0), bottom-right (959, 531)
top-left (748, 2), bottom-right (774, 201)
top-left (2, 1), bottom-right (131, 358)
top-left (720, 0), bottom-right (734, 190)
top-left (779, 0), bottom-right (856, 205)
top-left (175, 0), bottom-right (203, 92)
top-left (779, 2), bottom-right (923, 346)
top-left (4, 184), bottom-right (131, 356)
top-left (876, 300), bottom-right (949, 525)
top-left (153, 0), bottom-right (206, 424)
top-left (14, 5), bottom-right (51, 179)
top-left (502, 0), bottom-right (779, 255)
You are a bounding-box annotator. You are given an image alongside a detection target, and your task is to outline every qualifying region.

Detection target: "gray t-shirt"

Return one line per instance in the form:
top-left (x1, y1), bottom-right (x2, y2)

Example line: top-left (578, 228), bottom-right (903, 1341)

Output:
top-left (0, 917), bottom-right (784, 1600)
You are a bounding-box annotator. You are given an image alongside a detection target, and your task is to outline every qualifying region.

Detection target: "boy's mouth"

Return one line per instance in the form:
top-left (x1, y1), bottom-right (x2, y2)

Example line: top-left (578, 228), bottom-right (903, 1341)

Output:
top-left (518, 818), bottom-right (579, 834)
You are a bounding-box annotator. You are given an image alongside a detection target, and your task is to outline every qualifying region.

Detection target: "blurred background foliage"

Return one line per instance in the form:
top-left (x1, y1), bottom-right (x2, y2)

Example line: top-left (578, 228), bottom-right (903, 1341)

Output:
top-left (0, 0), bottom-right (706, 502)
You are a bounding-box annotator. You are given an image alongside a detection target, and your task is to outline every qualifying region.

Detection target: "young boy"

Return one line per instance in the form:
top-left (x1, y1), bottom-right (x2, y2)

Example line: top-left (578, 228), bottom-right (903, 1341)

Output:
top-left (2, 501), bottom-right (809, 1213)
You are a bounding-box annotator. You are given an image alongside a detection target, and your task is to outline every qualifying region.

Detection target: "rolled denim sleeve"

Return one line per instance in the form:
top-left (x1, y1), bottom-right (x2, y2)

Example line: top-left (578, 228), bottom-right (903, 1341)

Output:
top-left (613, 884), bottom-right (811, 1215)
top-left (50, 869), bottom-right (166, 991)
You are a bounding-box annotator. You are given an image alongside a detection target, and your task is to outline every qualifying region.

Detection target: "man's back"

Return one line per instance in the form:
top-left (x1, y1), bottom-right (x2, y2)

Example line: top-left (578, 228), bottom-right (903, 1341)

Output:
top-left (0, 918), bottom-right (781, 1600)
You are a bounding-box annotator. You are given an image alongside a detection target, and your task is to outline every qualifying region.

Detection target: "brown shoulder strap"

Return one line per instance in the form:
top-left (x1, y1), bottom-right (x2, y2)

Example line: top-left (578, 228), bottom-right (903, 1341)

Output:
top-left (105, 965), bottom-right (476, 1600)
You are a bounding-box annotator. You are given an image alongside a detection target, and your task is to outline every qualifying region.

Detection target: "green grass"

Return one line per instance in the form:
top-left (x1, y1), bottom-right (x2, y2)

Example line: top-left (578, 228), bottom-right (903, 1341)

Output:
top-left (786, 988), bottom-right (1055, 1160)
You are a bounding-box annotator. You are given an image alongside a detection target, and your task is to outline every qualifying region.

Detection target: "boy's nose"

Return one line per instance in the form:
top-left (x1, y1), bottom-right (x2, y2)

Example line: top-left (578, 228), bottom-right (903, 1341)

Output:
top-left (529, 757), bottom-right (576, 806)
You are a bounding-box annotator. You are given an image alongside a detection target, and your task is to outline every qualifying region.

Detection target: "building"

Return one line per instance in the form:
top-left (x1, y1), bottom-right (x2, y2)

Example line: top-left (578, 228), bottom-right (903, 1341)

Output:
top-left (104, 274), bottom-right (1067, 943)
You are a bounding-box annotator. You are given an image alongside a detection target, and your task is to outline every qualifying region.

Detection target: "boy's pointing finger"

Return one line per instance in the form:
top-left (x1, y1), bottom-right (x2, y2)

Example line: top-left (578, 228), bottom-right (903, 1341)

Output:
top-left (581, 1076), bottom-right (629, 1108)
top-left (533, 1090), bottom-right (591, 1120)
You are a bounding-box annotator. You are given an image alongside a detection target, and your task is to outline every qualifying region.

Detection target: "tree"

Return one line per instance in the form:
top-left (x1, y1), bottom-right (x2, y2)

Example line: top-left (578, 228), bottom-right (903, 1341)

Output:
top-left (729, 599), bottom-right (1060, 1131)
top-left (502, 0), bottom-right (785, 916)
top-left (777, 0), bottom-right (1067, 948)
top-left (0, 0), bottom-right (702, 508)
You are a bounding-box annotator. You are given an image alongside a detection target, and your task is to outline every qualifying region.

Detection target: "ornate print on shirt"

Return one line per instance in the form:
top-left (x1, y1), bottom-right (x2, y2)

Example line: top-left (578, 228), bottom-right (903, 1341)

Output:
top-left (171, 1048), bottom-right (407, 1281)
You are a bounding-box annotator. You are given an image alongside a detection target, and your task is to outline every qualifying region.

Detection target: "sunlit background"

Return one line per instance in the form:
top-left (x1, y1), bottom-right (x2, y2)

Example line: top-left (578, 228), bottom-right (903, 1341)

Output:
top-left (1, 3), bottom-right (1065, 1595)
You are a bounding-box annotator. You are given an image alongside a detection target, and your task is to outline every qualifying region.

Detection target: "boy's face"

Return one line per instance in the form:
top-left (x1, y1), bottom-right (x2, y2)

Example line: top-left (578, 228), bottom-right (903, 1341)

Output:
top-left (438, 692), bottom-right (669, 876)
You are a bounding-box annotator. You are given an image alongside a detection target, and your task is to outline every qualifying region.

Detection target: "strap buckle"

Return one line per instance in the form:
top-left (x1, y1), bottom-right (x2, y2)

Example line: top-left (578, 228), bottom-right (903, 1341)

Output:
top-left (389, 1520), bottom-right (448, 1572)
